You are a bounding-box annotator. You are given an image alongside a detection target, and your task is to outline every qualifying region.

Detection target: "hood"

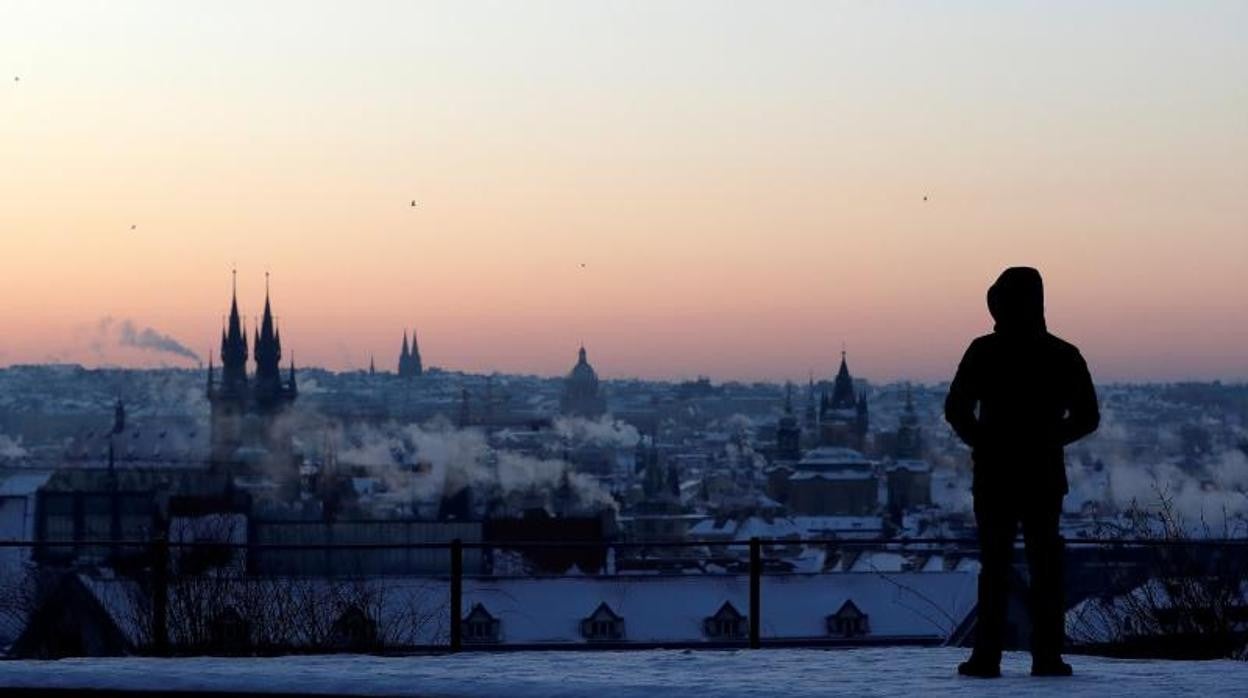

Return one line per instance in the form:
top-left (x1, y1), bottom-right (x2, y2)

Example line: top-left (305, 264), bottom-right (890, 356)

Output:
top-left (987, 266), bottom-right (1046, 335)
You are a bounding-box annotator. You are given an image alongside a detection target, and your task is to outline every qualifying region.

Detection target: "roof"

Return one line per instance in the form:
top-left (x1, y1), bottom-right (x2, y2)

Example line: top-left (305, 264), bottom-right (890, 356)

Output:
top-left (61, 570), bottom-right (977, 649)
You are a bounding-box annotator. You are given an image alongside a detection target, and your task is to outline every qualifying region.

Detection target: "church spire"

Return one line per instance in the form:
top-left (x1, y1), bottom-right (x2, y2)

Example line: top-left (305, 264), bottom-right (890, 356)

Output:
top-left (253, 272), bottom-right (283, 401)
top-left (830, 346), bottom-right (856, 410)
top-left (408, 327), bottom-right (423, 376)
top-left (219, 270), bottom-right (248, 394)
top-left (399, 330), bottom-right (410, 375)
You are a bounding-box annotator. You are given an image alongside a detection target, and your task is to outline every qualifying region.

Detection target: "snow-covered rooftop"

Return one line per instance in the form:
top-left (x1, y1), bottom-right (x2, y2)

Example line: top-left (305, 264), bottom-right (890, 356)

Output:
top-left (0, 647), bottom-right (1242, 697)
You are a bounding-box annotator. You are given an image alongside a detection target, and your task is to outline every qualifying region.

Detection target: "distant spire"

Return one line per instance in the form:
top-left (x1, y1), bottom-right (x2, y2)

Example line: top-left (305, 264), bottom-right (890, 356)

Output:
top-left (409, 327), bottom-right (423, 376)
top-left (399, 331), bottom-right (410, 375)
top-left (220, 271), bottom-right (248, 391)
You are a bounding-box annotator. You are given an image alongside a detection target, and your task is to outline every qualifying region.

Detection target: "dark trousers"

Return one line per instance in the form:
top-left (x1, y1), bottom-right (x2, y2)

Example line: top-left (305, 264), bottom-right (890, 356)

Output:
top-left (972, 493), bottom-right (1065, 662)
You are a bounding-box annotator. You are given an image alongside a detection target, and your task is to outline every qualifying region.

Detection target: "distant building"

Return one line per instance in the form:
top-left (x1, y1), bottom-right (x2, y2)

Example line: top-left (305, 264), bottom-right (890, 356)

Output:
top-left (397, 330), bottom-right (423, 378)
top-left (885, 460), bottom-right (932, 515)
top-left (560, 346), bottom-right (607, 418)
top-left (893, 386), bottom-right (923, 460)
top-left (775, 383), bottom-right (802, 462)
top-left (776, 448), bottom-right (879, 516)
top-left (818, 351), bottom-right (869, 451)
top-left (206, 274), bottom-right (298, 472)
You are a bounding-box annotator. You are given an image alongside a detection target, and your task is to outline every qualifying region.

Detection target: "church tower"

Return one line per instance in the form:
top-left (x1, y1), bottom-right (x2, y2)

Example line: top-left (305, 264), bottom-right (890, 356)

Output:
top-left (398, 329), bottom-right (424, 378)
top-left (208, 271), bottom-right (248, 463)
top-left (408, 329), bottom-right (423, 376)
top-left (894, 385), bottom-right (922, 459)
top-left (818, 350), bottom-right (870, 451)
top-left (776, 382), bottom-right (802, 462)
top-left (398, 331), bottom-right (410, 375)
top-left (206, 272), bottom-right (297, 471)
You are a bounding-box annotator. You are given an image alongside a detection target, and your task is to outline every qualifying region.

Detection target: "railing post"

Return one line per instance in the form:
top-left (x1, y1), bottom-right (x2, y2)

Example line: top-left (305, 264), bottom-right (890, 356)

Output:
top-left (449, 538), bottom-right (463, 652)
top-left (749, 536), bottom-right (761, 649)
top-left (151, 535), bottom-right (169, 656)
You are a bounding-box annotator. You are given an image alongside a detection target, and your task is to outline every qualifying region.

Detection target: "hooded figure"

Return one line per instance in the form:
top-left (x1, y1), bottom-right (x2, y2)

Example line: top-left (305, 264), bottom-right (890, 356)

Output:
top-left (945, 267), bottom-right (1099, 678)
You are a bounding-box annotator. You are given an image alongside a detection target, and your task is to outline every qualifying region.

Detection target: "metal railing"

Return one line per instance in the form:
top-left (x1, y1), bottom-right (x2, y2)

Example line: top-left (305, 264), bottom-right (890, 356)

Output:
top-left (3, 535), bottom-right (1247, 654)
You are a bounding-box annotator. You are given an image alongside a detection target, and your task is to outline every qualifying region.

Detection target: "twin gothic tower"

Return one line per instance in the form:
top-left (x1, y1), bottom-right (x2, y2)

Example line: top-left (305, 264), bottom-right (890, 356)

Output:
top-left (207, 274), bottom-right (298, 468)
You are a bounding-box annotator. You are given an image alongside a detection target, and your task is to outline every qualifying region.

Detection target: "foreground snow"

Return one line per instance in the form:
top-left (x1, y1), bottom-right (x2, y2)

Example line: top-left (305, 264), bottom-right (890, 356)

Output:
top-left (2, 647), bottom-right (1245, 697)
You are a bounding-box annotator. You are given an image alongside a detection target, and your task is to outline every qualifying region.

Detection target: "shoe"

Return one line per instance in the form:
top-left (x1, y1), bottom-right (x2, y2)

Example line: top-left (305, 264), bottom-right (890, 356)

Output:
top-left (958, 659), bottom-right (1001, 678)
top-left (1031, 658), bottom-right (1073, 677)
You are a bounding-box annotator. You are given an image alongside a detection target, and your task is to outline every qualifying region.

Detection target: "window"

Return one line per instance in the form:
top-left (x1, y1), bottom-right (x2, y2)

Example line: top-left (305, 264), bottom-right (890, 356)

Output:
top-left (827, 600), bottom-right (870, 638)
top-left (461, 603), bottom-right (501, 645)
top-left (580, 602), bottom-right (625, 642)
top-left (703, 601), bottom-right (747, 640)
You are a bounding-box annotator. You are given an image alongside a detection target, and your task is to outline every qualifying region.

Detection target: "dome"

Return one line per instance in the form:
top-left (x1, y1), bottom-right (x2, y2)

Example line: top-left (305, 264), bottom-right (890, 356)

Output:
top-left (567, 347), bottom-right (599, 387)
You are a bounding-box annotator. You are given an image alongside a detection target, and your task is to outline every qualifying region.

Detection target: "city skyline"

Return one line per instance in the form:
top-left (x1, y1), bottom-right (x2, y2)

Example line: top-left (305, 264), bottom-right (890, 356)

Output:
top-left (3, 1), bottom-right (1246, 382)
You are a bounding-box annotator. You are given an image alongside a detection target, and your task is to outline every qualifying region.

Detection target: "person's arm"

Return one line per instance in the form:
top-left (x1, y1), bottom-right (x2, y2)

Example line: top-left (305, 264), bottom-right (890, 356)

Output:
top-left (944, 342), bottom-right (981, 447)
top-left (1058, 349), bottom-right (1099, 445)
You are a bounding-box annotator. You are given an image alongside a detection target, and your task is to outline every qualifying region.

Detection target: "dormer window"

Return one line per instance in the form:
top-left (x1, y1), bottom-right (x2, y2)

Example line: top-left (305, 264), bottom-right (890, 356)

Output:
top-left (703, 601), bottom-right (747, 640)
top-left (827, 599), bottom-right (870, 638)
top-left (461, 603), bottom-right (501, 644)
top-left (580, 602), bottom-right (624, 642)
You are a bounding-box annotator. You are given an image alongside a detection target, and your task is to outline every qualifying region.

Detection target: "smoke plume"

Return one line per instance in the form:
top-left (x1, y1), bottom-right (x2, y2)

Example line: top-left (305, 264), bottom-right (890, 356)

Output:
top-left (332, 416), bottom-right (617, 515)
top-left (106, 318), bottom-right (201, 363)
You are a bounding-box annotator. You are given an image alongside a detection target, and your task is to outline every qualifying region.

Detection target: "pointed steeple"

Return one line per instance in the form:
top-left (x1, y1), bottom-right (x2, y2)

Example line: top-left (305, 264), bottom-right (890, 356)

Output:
top-left (409, 328), bottom-right (423, 376)
top-left (830, 347), bottom-right (856, 410)
top-left (219, 270), bottom-right (248, 393)
top-left (399, 331), bottom-right (410, 375)
top-left (252, 273), bottom-right (285, 404)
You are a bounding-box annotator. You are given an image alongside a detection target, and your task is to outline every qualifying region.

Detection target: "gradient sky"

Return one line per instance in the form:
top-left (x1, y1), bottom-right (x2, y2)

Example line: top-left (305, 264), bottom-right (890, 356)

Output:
top-left (2, 1), bottom-right (1246, 383)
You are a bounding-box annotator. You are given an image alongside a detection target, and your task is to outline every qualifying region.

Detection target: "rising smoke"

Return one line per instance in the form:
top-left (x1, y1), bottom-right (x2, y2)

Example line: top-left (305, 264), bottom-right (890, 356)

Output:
top-left (93, 316), bottom-right (201, 364)
top-left (0, 434), bottom-right (27, 459)
top-left (329, 416), bottom-right (619, 515)
top-left (1065, 409), bottom-right (1248, 534)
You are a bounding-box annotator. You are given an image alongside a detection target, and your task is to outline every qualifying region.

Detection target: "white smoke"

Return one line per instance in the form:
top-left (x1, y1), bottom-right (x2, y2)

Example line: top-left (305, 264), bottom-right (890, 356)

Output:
top-left (91, 316), bottom-right (201, 364)
top-left (334, 417), bottom-right (617, 515)
top-left (1066, 409), bottom-right (1248, 534)
top-left (552, 416), bottom-right (641, 448)
top-left (0, 434), bottom-right (27, 459)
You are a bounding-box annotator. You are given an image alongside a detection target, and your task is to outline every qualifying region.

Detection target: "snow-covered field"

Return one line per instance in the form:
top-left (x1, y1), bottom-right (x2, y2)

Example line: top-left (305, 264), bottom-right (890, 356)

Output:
top-left (2, 647), bottom-right (1245, 697)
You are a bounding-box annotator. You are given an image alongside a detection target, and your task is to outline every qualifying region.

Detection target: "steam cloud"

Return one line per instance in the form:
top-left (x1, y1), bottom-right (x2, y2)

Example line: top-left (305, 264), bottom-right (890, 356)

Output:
top-left (329, 416), bottom-right (618, 516)
top-left (94, 317), bottom-right (201, 364)
top-left (0, 434), bottom-right (27, 459)
top-left (1064, 409), bottom-right (1248, 535)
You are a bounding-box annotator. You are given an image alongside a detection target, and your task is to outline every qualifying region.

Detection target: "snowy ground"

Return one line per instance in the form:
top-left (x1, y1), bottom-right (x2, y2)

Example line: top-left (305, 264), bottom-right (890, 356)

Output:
top-left (2, 647), bottom-right (1245, 697)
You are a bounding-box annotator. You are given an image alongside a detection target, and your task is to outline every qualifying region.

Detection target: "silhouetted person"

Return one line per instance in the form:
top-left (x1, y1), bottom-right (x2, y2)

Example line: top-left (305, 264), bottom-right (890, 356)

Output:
top-left (945, 267), bottom-right (1099, 678)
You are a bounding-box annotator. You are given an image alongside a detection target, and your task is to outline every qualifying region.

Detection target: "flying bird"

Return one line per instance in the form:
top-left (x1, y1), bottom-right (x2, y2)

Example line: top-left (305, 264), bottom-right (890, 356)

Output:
top-left (130, 224), bottom-right (137, 230)
top-left (923, 196), bottom-right (928, 201)
top-left (410, 200), bottom-right (417, 207)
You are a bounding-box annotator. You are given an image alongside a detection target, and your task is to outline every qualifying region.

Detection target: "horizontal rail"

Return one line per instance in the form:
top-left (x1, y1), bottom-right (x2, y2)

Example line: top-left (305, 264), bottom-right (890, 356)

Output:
top-left (2, 537), bottom-right (1247, 550)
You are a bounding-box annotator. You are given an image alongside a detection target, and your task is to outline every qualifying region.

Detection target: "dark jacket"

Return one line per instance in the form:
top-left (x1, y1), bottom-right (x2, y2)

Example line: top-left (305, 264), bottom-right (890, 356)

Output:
top-left (944, 267), bottom-right (1100, 496)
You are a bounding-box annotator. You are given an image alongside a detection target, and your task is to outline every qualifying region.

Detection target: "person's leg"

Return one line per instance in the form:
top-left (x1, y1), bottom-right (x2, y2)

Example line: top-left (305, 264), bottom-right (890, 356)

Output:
top-left (966, 496), bottom-right (1017, 672)
top-left (1022, 494), bottom-right (1071, 675)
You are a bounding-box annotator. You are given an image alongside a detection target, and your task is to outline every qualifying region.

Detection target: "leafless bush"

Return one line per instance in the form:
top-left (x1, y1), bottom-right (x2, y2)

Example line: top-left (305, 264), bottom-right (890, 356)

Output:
top-left (1067, 486), bottom-right (1248, 659)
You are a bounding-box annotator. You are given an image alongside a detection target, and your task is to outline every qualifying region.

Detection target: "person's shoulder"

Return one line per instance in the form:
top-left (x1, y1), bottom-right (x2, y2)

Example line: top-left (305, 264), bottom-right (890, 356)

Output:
top-left (1043, 333), bottom-right (1086, 360)
top-left (968, 333), bottom-right (995, 349)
